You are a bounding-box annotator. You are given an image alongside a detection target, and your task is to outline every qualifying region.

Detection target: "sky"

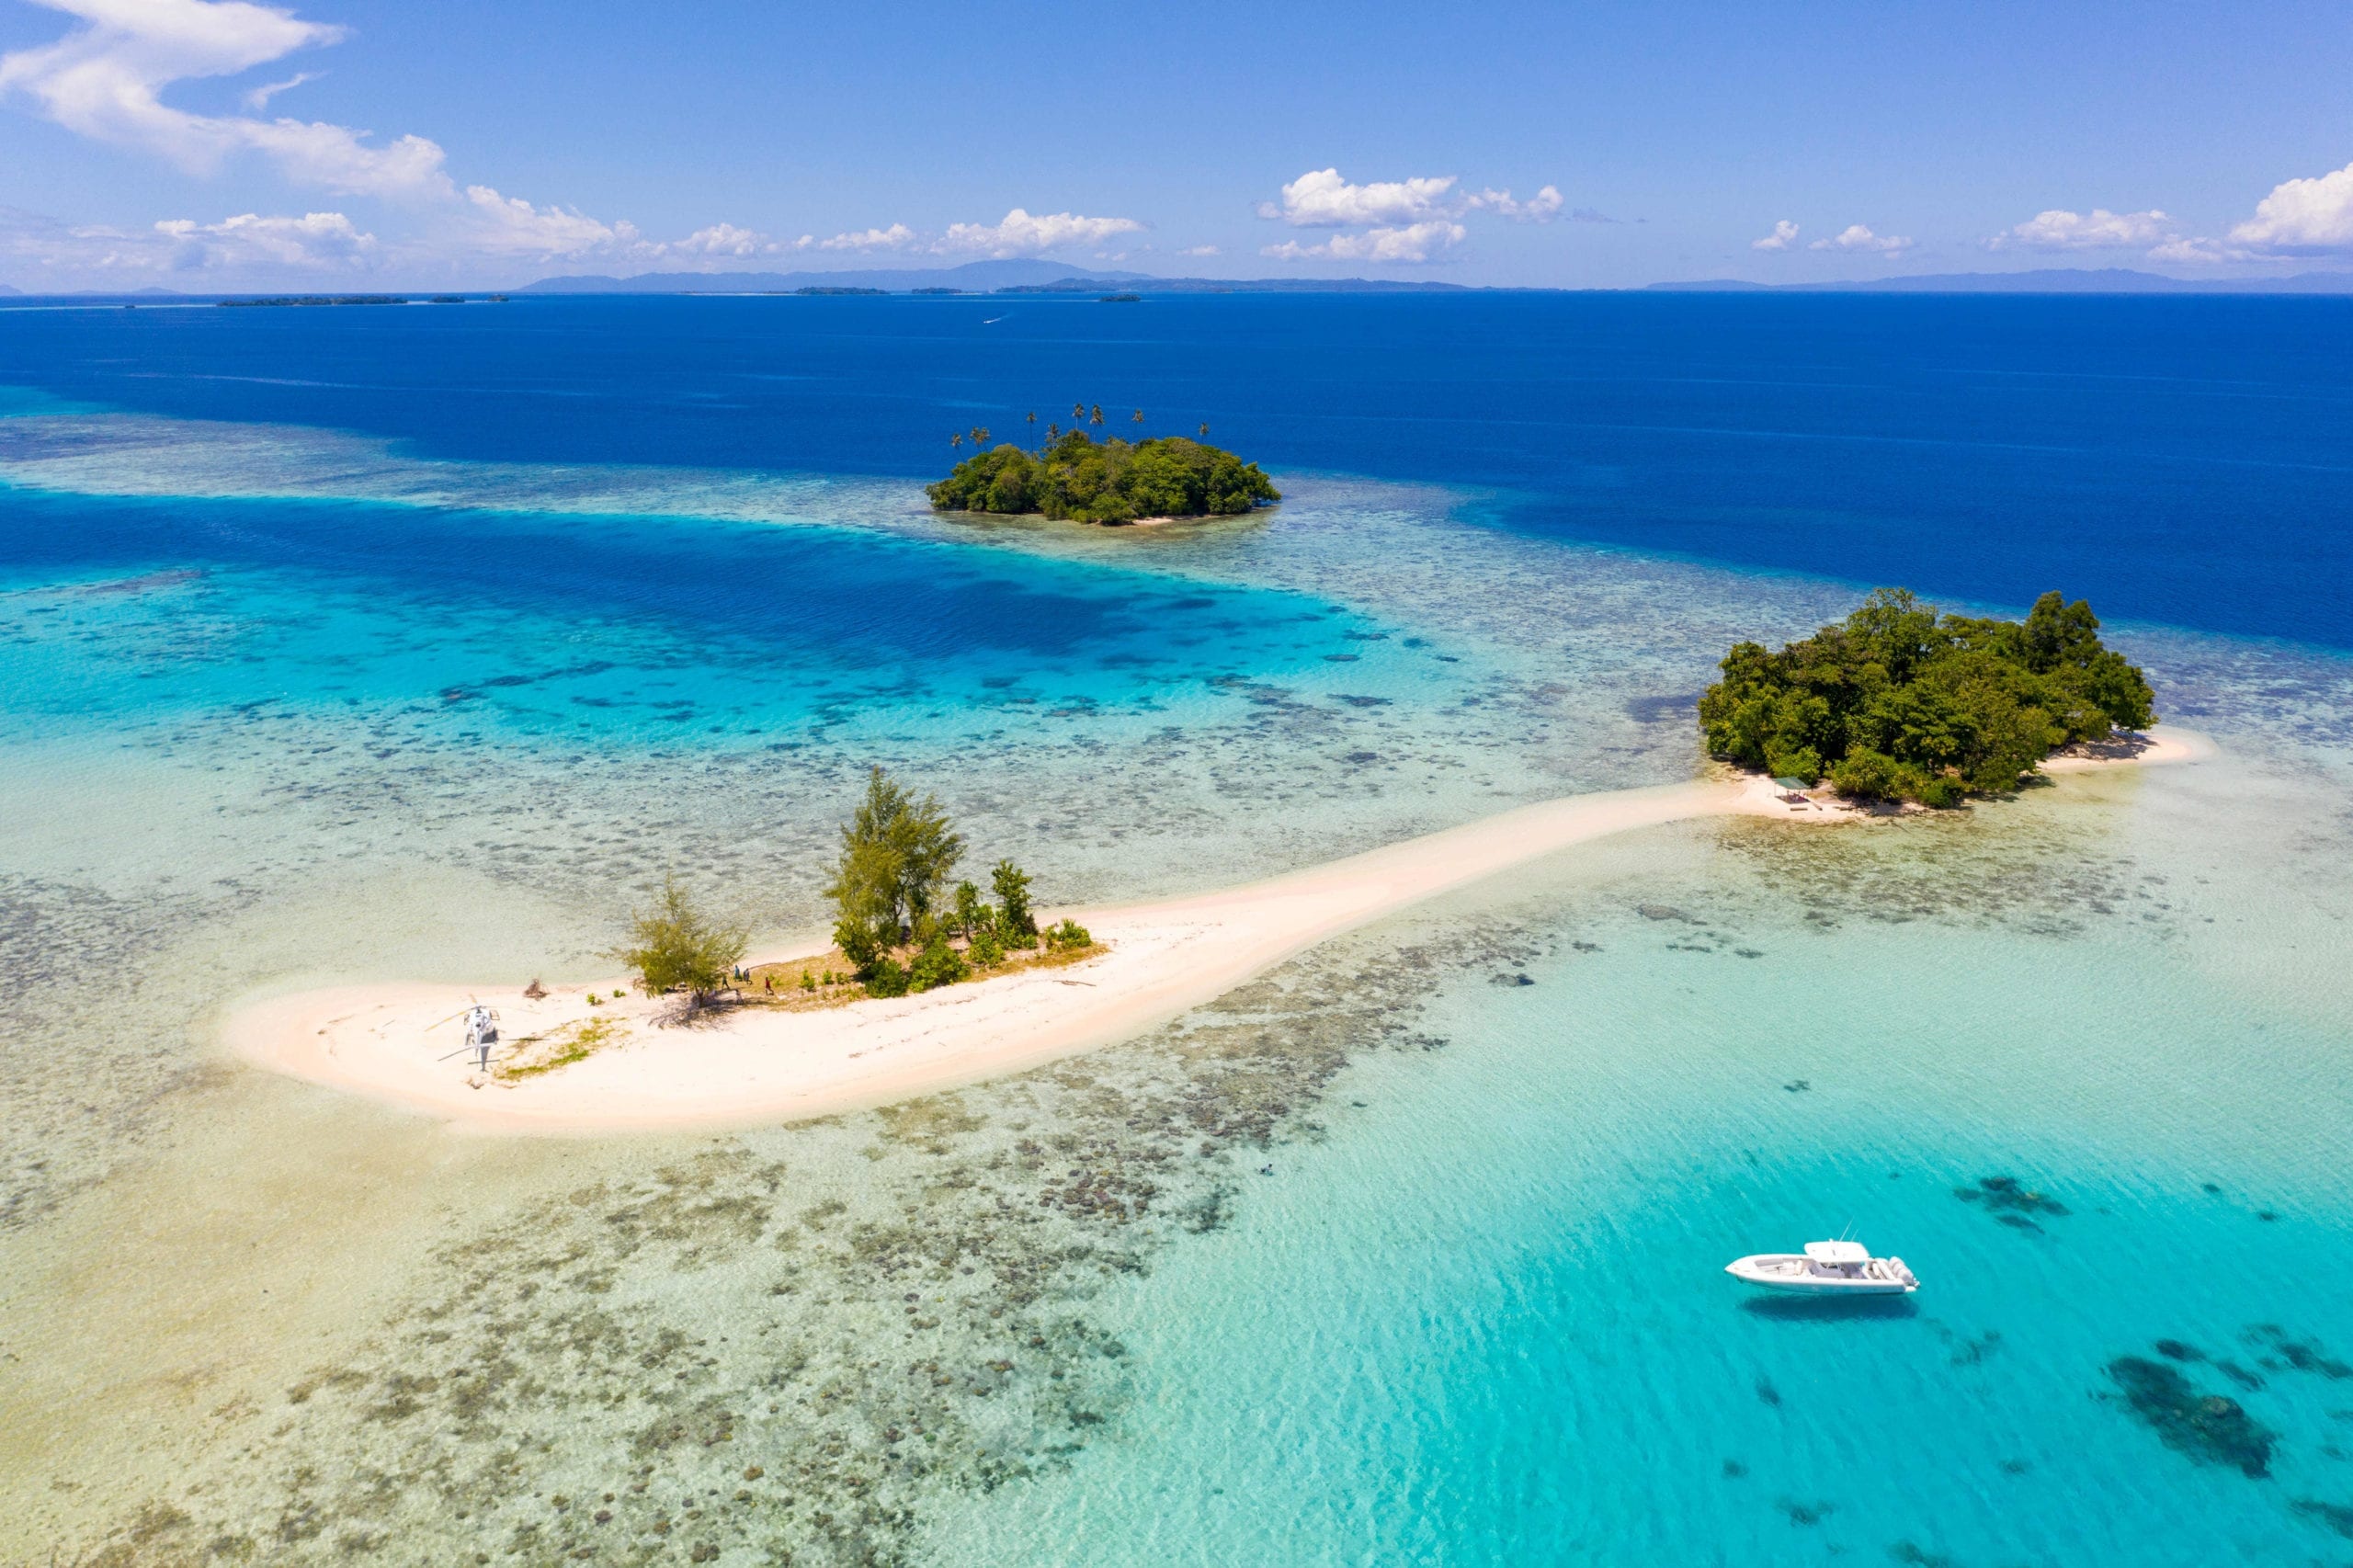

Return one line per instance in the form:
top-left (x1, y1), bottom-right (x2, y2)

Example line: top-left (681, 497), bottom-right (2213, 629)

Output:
top-left (3, 0), bottom-right (2353, 291)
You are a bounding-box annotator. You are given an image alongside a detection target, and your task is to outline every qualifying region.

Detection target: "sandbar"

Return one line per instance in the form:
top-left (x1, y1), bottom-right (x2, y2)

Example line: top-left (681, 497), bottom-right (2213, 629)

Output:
top-left (224, 730), bottom-right (2207, 1135)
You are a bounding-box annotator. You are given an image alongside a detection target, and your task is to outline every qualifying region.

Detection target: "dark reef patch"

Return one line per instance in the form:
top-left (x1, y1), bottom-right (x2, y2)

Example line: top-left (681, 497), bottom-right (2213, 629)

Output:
top-left (2292, 1499), bottom-right (2353, 1540)
top-left (2245, 1324), bottom-right (2353, 1381)
top-left (2106, 1355), bottom-right (2278, 1478)
top-left (1955, 1176), bottom-right (2069, 1232)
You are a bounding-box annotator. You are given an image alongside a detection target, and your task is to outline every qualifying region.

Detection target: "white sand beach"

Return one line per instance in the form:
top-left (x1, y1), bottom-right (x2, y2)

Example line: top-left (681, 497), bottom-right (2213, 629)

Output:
top-left (224, 731), bottom-right (2208, 1136)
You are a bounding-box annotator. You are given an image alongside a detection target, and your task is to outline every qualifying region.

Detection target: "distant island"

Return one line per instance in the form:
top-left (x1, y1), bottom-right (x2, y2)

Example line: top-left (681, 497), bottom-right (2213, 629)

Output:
top-left (1699, 588), bottom-right (2156, 805)
top-left (927, 420), bottom-right (1279, 525)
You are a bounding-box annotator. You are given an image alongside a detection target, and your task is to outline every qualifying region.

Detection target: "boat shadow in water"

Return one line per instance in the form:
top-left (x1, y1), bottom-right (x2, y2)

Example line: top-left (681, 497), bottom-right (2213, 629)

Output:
top-left (1740, 1294), bottom-right (1920, 1323)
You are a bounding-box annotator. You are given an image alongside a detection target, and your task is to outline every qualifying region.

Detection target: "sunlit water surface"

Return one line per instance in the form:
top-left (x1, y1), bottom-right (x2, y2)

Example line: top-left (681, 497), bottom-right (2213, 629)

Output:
top-left (0, 296), bottom-right (2348, 1566)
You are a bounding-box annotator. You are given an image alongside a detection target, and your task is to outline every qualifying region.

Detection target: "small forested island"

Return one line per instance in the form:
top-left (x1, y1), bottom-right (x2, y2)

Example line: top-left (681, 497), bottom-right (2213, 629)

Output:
top-left (1699, 588), bottom-right (2157, 805)
top-left (605, 766), bottom-right (1094, 1025)
top-left (927, 419), bottom-right (1279, 525)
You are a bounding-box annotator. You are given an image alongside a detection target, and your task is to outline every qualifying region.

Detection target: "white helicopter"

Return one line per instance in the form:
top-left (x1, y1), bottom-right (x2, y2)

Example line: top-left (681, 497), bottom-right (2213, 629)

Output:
top-left (428, 1002), bottom-right (502, 1073)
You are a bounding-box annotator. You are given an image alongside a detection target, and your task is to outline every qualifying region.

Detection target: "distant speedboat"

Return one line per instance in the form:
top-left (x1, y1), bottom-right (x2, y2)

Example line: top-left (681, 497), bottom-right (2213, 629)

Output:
top-left (1725, 1240), bottom-right (1918, 1294)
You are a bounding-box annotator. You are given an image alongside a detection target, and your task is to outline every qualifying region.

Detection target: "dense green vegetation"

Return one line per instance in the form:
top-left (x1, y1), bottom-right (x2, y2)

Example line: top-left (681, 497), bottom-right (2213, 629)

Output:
top-left (618, 874), bottom-right (749, 1011)
top-left (1698, 588), bottom-right (2157, 805)
top-left (825, 767), bottom-right (1083, 997)
top-left (927, 427), bottom-right (1279, 525)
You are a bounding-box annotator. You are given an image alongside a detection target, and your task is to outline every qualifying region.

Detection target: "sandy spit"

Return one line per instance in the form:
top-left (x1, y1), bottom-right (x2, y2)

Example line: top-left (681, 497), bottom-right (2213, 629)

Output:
top-left (223, 731), bottom-right (2207, 1136)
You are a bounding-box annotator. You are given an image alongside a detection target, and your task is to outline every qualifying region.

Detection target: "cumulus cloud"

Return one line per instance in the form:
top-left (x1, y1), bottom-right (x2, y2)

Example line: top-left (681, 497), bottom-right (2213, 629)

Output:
top-left (1752, 219), bottom-right (1800, 252)
top-left (1262, 221), bottom-right (1466, 264)
top-left (0, 201), bottom-right (377, 278)
top-left (1259, 168), bottom-right (1461, 228)
top-left (155, 208), bottom-right (375, 268)
top-left (0, 0), bottom-right (453, 199)
top-left (820, 222), bottom-right (918, 253)
top-left (1177, 244), bottom-right (1220, 256)
top-left (931, 209), bottom-right (1143, 257)
top-left (459, 185), bottom-right (635, 260)
top-left (1810, 222), bottom-right (1914, 255)
top-left (1465, 184), bottom-right (1564, 222)
top-left (1259, 168), bottom-right (1568, 230)
top-left (2228, 160), bottom-right (2353, 253)
top-left (2147, 234), bottom-right (2230, 266)
top-left (1986, 208), bottom-right (2171, 250)
top-left (1254, 167), bottom-right (1565, 265)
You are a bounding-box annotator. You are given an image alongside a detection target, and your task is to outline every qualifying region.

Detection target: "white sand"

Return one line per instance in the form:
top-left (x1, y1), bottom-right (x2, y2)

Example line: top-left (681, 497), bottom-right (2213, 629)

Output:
top-left (224, 729), bottom-right (2208, 1135)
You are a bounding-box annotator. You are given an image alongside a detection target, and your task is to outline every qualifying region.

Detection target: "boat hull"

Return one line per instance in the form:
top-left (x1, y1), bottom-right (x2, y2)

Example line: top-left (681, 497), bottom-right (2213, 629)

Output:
top-left (1723, 1253), bottom-right (1918, 1294)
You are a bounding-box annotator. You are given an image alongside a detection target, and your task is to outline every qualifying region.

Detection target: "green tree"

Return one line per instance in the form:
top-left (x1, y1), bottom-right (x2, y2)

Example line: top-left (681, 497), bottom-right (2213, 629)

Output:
top-left (950, 879), bottom-right (988, 938)
top-left (991, 858), bottom-right (1037, 939)
top-left (617, 875), bottom-right (747, 1011)
top-left (825, 766), bottom-right (965, 946)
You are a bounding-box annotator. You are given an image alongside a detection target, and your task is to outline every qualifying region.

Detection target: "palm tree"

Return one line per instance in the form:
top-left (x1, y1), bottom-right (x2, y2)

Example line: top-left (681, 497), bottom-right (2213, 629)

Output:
top-left (1047, 422), bottom-right (1060, 441)
top-left (1199, 422), bottom-right (1210, 439)
top-left (1027, 411), bottom-right (1038, 448)
top-left (1089, 404), bottom-right (1104, 426)
top-left (1072, 401), bottom-right (1085, 422)
top-left (950, 432), bottom-right (963, 449)
top-left (1131, 408), bottom-right (1144, 428)
top-left (975, 426), bottom-right (991, 447)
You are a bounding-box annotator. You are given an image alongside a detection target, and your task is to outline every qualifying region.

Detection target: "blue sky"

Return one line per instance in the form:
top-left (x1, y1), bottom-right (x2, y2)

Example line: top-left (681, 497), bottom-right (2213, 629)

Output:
top-left (4, 0), bottom-right (2352, 290)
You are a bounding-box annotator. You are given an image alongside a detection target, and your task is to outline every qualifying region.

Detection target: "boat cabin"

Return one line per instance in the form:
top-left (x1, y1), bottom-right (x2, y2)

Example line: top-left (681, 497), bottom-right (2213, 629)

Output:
top-left (1803, 1239), bottom-right (1870, 1274)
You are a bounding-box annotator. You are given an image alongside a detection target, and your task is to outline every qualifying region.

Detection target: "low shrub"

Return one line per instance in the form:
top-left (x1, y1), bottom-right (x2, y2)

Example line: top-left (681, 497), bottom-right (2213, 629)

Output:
top-left (864, 957), bottom-right (911, 998)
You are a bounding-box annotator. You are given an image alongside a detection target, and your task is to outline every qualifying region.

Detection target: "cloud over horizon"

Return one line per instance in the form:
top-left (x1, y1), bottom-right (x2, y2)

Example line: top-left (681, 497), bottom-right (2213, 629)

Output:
top-left (1986, 208), bottom-right (2172, 250)
top-left (1809, 222), bottom-right (1915, 255)
top-left (1255, 167), bottom-right (1563, 265)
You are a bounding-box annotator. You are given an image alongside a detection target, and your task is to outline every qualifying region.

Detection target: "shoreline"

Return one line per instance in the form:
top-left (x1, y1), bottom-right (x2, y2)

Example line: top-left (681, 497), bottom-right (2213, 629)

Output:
top-left (223, 730), bottom-right (2209, 1136)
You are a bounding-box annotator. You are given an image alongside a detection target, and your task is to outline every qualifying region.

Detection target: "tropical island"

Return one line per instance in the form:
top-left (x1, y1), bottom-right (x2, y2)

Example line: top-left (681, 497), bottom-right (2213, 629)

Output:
top-left (608, 766), bottom-right (1095, 1027)
top-left (927, 412), bottom-right (1279, 525)
top-left (1699, 587), bottom-right (2157, 805)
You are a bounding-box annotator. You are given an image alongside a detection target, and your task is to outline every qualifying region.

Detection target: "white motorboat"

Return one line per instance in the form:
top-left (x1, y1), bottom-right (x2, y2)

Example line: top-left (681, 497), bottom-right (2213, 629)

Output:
top-left (1724, 1240), bottom-right (1918, 1295)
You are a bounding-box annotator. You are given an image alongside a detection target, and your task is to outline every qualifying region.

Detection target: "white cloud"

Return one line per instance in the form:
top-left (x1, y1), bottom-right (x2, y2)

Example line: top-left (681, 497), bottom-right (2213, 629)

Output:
top-left (2147, 234), bottom-right (2231, 266)
top-left (1263, 221), bottom-right (1465, 264)
top-left (0, 0), bottom-right (453, 199)
top-left (1177, 244), bottom-right (1220, 256)
top-left (931, 209), bottom-right (1143, 257)
top-left (1809, 222), bottom-right (1915, 255)
top-left (665, 222), bottom-right (779, 258)
top-left (819, 222), bottom-right (917, 253)
top-left (1987, 208), bottom-right (2171, 251)
top-left (1465, 184), bottom-right (1565, 222)
top-left (460, 185), bottom-right (635, 260)
top-left (240, 67), bottom-right (317, 112)
top-left (0, 201), bottom-right (377, 278)
top-left (154, 208), bottom-right (375, 268)
top-left (1752, 219), bottom-right (1800, 252)
top-left (2228, 160), bottom-right (2353, 253)
top-left (1260, 168), bottom-right (1460, 227)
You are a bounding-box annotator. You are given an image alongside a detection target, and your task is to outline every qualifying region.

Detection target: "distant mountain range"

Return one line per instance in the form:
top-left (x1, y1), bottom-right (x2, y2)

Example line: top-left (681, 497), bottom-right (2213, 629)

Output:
top-left (521, 259), bottom-right (1141, 293)
top-left (517, 258), bottom-right (1473, 294)
top-left (7, 266), bottom-right (2350, 301)
top-left (1646, 267), bottom-right (2353, 294)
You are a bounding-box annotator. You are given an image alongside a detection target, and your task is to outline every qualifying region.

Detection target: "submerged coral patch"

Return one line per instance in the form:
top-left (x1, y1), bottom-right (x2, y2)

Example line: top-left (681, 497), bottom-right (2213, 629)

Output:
top-left (1954, 1176), bottom-right (2070, 1232)
top-left (2105, 1355), bottom-right (2278, 1478)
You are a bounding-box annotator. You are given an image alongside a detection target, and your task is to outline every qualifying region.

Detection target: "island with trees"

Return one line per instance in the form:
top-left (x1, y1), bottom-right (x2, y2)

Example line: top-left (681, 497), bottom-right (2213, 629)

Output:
top-left (1698, 588), bottom-right (2157, 806)
top-left (607, 766), bottom-right (1095, 1028)
top-left (927, 406), bottom-right (1279, 525)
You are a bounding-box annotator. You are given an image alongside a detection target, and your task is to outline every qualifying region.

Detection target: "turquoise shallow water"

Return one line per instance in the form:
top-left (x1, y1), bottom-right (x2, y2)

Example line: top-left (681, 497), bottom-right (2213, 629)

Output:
top-left (925, 767), bottom-right (2353, 1567)
top-left (1, 298), bottom-right (2351, 1565)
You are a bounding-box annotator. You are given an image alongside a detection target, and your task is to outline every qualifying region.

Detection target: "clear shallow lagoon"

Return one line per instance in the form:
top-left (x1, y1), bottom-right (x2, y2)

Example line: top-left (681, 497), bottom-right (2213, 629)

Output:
top-left (0, 294), bottom-right (2348, 1565)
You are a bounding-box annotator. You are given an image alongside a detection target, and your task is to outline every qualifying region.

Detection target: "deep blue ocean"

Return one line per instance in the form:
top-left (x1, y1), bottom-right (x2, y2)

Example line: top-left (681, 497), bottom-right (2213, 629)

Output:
top-left (2, 293), bottom-right (2350, 1566)
top-left (4, 290), bottom-right (2349, 646)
